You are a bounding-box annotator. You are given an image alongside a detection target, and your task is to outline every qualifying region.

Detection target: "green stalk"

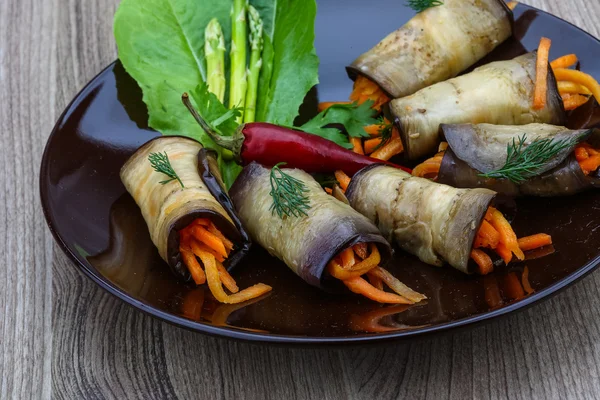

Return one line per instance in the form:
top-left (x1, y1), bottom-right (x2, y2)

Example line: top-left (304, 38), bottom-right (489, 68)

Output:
top-left (229, 0), bottom-right (248, 122)
top-left (205, 18), bottom-right (226, 102)
top-left (243, 5), bottom-right (263, 123)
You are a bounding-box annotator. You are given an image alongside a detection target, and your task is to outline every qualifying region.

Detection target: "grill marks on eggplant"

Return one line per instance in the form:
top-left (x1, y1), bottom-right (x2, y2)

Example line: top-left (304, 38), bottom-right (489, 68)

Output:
top-left (120, 136), bottom-right (249, 281)
top-left (347, 0), bottom-right (512, 99)
top-left (389, 53), bottom-right (566, 160)
top-left (346, 165), bottom-right (496, 274)
top-left (229, 162), bottom-right (392, 289)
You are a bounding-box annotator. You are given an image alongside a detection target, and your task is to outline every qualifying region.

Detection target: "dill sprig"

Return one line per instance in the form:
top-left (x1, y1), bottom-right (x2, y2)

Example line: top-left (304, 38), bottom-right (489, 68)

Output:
top-left (480, 134), bottom-right (582, 184)
top-left (269, 163), bottom-right (311, 218)
top-left (373, 117), bottom-right (394, 152)
top-left (406, 0), bottom-right (443, 13)
top-left (148, 151), bottom-right (184, 188)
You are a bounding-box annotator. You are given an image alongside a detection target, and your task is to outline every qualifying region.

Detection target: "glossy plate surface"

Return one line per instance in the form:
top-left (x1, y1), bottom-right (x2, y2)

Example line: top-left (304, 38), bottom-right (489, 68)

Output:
top-left (41, 2), bottom-right (600, 344)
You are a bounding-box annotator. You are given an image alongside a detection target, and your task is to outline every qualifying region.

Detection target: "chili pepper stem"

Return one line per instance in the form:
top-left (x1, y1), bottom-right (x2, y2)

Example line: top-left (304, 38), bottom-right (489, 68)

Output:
top-left (182, 93), bottom-right (245, 162)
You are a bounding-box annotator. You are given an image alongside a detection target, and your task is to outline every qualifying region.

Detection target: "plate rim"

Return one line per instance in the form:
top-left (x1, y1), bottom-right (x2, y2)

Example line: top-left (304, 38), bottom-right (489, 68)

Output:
top-left (40, 3), bottom-right (600, 345)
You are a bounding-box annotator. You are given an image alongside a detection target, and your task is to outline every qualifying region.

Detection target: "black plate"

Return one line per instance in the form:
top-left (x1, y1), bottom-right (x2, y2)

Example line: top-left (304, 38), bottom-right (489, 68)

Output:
top-left (41, 2), bottom-right (600, 345)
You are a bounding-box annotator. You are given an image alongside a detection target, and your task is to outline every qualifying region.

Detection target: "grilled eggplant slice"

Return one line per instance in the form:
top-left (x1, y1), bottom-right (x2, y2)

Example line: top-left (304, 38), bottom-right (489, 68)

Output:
top-left (346, 165), bottom-right (497, 274)
top-left (120, 136), bottom-right (250, 282)
top-left (229, 162), bottom-right (392, 289)
top-left (437, 123), bottom-right (600, 196)
top-left (389, 52), bottom-right (566, 160)
top-left (347, 0), bottom-right (513, 98)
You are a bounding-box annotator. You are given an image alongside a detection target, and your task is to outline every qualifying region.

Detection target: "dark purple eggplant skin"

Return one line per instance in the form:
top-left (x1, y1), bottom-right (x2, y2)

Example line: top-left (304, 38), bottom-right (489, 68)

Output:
top-left (165, 148), bottom-right (251, 281)
top-left (438, 148), bottom-right (600, 197)
top-left (229, 162), bottom-right (392, 289)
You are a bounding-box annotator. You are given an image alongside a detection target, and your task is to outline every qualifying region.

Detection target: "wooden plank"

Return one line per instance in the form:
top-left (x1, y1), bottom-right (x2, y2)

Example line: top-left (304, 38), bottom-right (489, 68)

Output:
top-left (0, 0), bottom-right (57, 398)
top-left (2, 0), bottom-right (600, 399)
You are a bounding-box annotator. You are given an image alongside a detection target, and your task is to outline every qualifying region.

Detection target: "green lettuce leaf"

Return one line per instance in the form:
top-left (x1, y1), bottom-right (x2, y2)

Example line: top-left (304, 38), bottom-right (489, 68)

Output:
top-left (254, 0), bottom-right (320, 125)
top-left (114, 0), bottom-right (233, 148)
top-left (114, 0), bottom-right (320, 187)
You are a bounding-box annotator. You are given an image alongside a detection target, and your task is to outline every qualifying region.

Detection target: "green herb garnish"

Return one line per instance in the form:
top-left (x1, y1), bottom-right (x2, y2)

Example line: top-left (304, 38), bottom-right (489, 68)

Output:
top-left (406, 0), bottom-right (444, 13)
top-left (479, 134), bottom-right (582, 184)
top-left (269, 163), bottom-right (311, 218)
top-left (148, 152), bottom-right (184, 188)
top-left (373, 117), bottom-right (394, 152)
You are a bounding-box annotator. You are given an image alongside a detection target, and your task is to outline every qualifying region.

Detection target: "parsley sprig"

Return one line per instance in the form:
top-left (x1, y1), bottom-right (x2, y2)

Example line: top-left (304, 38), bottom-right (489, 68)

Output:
top-left (148, 151), bottom-right (184, 188)
top-left (479, 134), bottom-right (583, 184)
top-left (269, 163), bottom-right (311, 218)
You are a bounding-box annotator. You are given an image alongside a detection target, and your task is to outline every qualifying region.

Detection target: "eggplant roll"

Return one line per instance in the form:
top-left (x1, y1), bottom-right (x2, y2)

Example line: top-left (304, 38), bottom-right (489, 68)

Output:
top-left (347, 0), bottom-right (513, 98)
top-left (389, 52), bottom-right (566, 160)
top-left (437, 123), bottom-right (600, 196)
top-left (346, 165), bottom-right (496, 274)
top-left (229, 162), bottom-right (391, 288)
top-left (120, 136), bottom-right (250, 281)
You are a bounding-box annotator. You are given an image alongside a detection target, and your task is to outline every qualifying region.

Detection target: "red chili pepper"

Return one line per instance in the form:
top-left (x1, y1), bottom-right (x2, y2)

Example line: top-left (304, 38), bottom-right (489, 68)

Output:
top-left (183, 94), bottom-right (410, 176)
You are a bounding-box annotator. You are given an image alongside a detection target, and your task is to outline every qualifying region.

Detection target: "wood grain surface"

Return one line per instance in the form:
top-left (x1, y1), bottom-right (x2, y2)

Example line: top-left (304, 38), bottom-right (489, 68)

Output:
top-left (2, 0), bottom-right (600, 399)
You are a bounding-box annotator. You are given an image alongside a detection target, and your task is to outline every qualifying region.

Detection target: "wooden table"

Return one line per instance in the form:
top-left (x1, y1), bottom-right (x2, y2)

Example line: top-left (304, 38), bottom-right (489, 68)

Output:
top-left (3, 0), bottom-right (600, 398)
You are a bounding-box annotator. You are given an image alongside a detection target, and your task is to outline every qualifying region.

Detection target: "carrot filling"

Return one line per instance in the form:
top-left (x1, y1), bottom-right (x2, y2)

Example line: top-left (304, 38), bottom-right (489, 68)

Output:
top-left (327, 243), bottom-right (426, 304)
top-left (470, 207), bottom-right (552, 275)
top-left (575, 142), bottom-right (600, 175)
top-left (546, 43), bottom-right (600, 111)
top-left (349, 75), bottom-right (390, 111)
top-left (412, 148), bottom-right (445, 180)
top-left (179, 218), bottom-right (272, 304)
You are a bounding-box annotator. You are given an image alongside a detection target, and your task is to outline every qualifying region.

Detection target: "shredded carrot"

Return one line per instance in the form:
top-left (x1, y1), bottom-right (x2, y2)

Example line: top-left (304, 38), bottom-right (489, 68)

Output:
top-left (335, 170), bottom-right (351, 191)
top-left (343, 277), bottom-right (413, 304)
top-left (198, 249), bottom-right (272, 304)
top-left (495, 243), bottom-right (513, 265)
top-left (579, 154), bottom-right (600, 175)
top-left (349, 75), bottom-right (390, 111)
top-left (438, 142), bottom-right (449, 152)
top-left (553, 68), bottom-right (600, 105)
top-left (488, 207), bottom-right (525, 261)
top-left (522, 266), bottom-right (534, 295)
top-left (550, 54), bottom-right (578, 69)
top-left (364, 123), bottom-right (386, 136)
top-left (191, 218), bottom-right (211, 226)
top-left (340, 247), bottom-right (356, 268)
top-left (474, 220), bottom-right (501, 249)
top-left (368, 274), bottom-right (384, 291)
top-left (318, 101), bottom-right (351, 112)
top-left (328, 245), bottom-right (381, 280)
top-left (350, 137), bottom-right (364, 155)
top-left (503, 272), bottom-right (525, 300)
top-left (412, 155), bottom-right (443, 179)
top-left (557, 81), bottom-right (591, 96)
top-left (533, 37), bottom-right (552, 110)
top-left (506, 1), bottom-right (518, 10)
top-left (364, 137), bottom-right (382, 154)
top-left (470, 249), bottom-right (494, 275)
top-left (216, 260), bottom-right (239, 293)
top-left (207, 223), bottom-right (234, 252)
top-left (371, 137), bottom-right (404, 161)
top-left (575, 146), bottom-right (589, 162)
top-left (191, 239), bottom-right (225, 263)
top-left (180, 218), bottom-right (271, 304)
top-left (563, 93), bottom-right (590, 110)
top-left (353, 243), bottom-right (368, 259)
top-left (518, 233), bottom-right (553, 251)
top-left (180, 247), bottom-right (207, 285)
top-left (191, 225), bottom-right (228, 258)
top-left (367, 267), bottom-right (426, 303)
top-left (325, 187), bottom-right (333, 194)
